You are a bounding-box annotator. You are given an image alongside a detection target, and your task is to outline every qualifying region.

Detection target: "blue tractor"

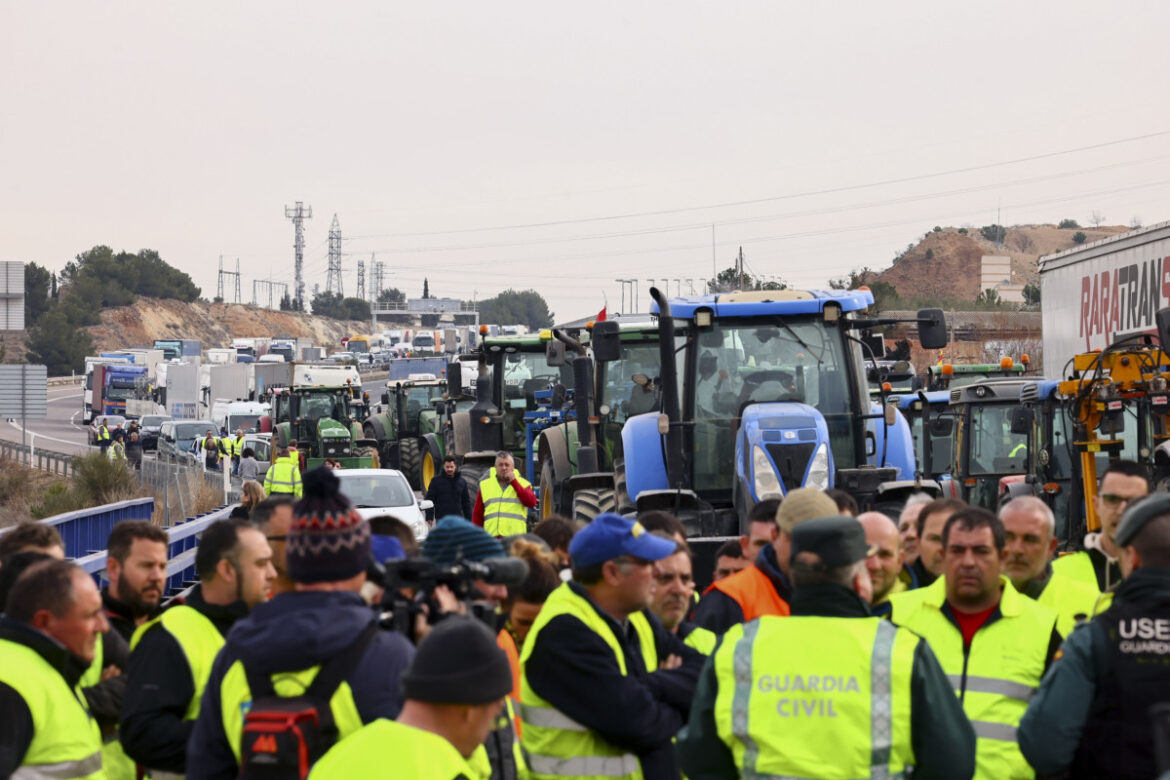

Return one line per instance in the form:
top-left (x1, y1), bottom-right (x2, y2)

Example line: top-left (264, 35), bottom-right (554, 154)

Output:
top-left (891, 390), bottom-right (955, 486)
top-left (587, 287), bottom-right (947, 536)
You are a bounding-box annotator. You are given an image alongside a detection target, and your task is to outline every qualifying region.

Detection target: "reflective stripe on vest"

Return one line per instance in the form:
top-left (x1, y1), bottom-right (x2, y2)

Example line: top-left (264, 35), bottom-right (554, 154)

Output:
top-left (520, 583), bottom-right (656, 779)
top-left (264, 462), bottom-right (302, 496)
top-left (888, 575), bottom-right (1056, 779)
top-left (713, 616), bottom-right (916, 778)
top-left (0, 638), bottom-right (104, 780)
top-left (218, 658), bottom-right (364, 763)
top-left (711, 563), bottom-right (790, 622)
top-left (131, 605), bottom-right (225, 721)
top-left (480, 468), bottom-right (532, 537)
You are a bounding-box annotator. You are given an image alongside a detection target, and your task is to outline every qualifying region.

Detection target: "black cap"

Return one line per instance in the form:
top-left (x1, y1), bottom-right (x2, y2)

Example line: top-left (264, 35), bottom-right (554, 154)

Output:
top-left (789, 515), bottom-right (872, 568)
top-left (1116, 493), bottom-right (1170, 547)
top-left (401, 617), bottom-right (513, 705)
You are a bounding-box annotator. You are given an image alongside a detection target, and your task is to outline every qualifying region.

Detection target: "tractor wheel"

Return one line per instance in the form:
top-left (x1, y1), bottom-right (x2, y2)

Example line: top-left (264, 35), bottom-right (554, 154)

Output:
top-left (399, 438), bottom-right (422, 489)
top-left (538, 460), bottom-right (558, 520)
top-left (355, 445), bottom-right (380, 469)
top-left (613, 458), bottom-right (635, 514)
top-left (458, 461), bottom-right (490, 517)
top-left (422, 447), bottom-right (437, 491)
top-left (573, 487), bottom-right (616, 525)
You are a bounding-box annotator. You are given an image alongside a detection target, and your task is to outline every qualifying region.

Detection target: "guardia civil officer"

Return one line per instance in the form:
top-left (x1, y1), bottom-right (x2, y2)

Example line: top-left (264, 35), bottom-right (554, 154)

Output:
top-left (1020, 493), bottom-right (1170, 779)
top-left (678, 515), bottom-right (975, 779)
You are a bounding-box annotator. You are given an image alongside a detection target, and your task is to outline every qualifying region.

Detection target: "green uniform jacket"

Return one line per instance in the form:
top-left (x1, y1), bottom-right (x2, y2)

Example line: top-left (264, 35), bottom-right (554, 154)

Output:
top-left (678, 583), bottom-right (976, 780)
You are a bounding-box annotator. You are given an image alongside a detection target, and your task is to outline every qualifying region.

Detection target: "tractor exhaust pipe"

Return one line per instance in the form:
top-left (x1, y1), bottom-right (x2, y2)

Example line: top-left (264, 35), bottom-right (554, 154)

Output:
top-left (650, 287), bottom-right (687, 491)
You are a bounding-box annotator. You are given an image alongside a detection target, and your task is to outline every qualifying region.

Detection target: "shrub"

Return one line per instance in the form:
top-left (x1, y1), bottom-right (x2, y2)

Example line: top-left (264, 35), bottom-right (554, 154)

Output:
top-left (925, 249), bottom-right (934, 260)
top-left (1058, 218), bottom-right (1080, 229)
top-left (980, 225), bottom-right (1006, 243)
top-left (958, 228), bottom-right (968, 235)
top-left (933, 226), bottom-right (942, 233)
top-left (1073, 232), bottom-right (1087, 244)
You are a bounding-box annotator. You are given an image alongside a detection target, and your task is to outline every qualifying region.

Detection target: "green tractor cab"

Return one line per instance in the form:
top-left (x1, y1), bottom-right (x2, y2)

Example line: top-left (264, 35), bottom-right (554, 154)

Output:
top-left (364, 374), bottom-right (470, 490)
top-left (262, 386), bottom-right (377, 470)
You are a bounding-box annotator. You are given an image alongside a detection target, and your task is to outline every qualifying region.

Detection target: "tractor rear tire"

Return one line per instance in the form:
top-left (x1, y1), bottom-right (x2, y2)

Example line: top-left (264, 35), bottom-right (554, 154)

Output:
top-left (458, 461), bottom-right (490, 518)
top-left (573, 487), bottom-right (616, 525)
top-left (422, 446), bottom-right (437, 491)
top-left (613, 458), bottom-right (635, 514)
top-left (399, 438), bottom-right (422, 489)
top-left (538, 460), bottom-right (558, 520)
top-left (356, 445), bottom-right (380, 469)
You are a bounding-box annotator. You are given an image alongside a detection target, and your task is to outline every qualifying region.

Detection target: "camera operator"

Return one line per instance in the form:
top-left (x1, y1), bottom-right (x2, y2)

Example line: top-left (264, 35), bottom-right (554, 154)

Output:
top-left (187, 467), bottom-right (415, 779)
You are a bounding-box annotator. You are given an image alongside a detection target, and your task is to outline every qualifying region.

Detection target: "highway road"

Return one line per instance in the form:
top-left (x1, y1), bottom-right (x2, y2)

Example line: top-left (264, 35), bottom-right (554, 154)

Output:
top-left (0, 384), bottom-right (94, 456)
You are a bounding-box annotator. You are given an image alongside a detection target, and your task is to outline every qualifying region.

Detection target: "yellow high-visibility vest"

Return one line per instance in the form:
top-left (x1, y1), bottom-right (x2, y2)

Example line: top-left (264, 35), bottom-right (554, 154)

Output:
top-left (480, 468), bottom-right (532, 537)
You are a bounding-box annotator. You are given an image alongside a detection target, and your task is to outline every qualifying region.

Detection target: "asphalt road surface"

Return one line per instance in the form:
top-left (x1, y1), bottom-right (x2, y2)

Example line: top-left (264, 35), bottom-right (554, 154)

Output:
top-left (0, 384), bottom-right (94, 456)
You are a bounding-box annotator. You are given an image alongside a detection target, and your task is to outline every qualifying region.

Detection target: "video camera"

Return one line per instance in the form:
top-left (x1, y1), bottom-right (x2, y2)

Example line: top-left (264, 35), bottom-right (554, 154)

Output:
top-left (372, 555), bottom-right (528, 641)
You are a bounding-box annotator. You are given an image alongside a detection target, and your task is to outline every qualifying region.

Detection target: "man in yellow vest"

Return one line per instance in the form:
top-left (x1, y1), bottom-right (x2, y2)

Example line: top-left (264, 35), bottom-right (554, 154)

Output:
top-left (890, 507), bottom-right (1062, 779)
top-left (1000, 496), bottom-right (1101, 635)
top-left (520, 512), bottom-right (703, 778)
top-left (311, 617), bottom-right (514, 779)
top-left (646, 533), bottom-right (716, 655)
top-left (678, 515), bottom-right (975, 778)
top-left (264, 446), bottom-right (303, 499)
top-left (1053, 459), bottom-right (1149, 593)
top-left (188, 467), bottom-right (415, 778)
top-left (98, 418), bottom-right (112, 454)
top-left (0, 559), bottom-right (109, 779)
top-left (474, 451), bottom-right (537, 537)
top-left (121, 518), bottom-right (275, 777)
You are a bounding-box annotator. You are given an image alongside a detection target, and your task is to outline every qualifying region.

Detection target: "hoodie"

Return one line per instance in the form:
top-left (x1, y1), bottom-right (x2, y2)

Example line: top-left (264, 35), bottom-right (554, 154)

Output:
top-left (187, 590), bottom-right (415, 779)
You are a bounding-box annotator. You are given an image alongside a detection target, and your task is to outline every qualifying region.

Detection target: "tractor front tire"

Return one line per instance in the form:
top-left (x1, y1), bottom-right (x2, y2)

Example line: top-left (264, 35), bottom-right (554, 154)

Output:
top-left (572, 487), bottom-right (616, 525)
top-left (399, 438), bottom-right (422, 489)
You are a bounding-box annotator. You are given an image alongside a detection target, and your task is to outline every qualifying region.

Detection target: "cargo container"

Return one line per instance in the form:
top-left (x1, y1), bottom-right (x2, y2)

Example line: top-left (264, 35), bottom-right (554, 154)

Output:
top-left (1039, 221), bottom-right (1170, 376)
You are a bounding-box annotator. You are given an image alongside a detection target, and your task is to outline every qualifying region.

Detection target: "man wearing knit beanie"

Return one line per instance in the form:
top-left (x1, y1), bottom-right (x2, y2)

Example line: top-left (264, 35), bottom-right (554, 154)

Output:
top-left (310, 617), bottom-right (513, 778)
top-left (188, 467), bottom-right (416, 779)
top-left (693, 486), bottom-right (840, 634)
top-left (423, 515), bottom-right (510, 608)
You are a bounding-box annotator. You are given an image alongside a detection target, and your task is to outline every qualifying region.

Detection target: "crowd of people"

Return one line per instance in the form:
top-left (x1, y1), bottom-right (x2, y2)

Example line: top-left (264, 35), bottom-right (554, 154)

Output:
top-left (0, 457), bottom-right (1168, 778)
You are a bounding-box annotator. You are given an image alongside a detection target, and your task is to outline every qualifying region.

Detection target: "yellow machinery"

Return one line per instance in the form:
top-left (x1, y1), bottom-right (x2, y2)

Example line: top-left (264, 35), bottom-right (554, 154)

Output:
top-left (1056, 340), bottom-right (1170, 530)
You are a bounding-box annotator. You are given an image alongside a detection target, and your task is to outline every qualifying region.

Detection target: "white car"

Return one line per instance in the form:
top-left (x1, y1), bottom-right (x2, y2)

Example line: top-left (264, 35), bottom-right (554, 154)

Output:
top-left (334, 468), bottom-right (432, 542)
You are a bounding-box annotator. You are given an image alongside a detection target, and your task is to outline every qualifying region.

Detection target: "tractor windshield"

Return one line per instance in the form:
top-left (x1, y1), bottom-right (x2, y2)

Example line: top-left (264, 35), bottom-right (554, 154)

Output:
top-left (498, 352), bottom-right (573, 410)
top-left (602, 340), bottom-right (663, 423)
top-left (689, 317), bottom-right (857, 493)
top-left (967, 404), bottom-right (1028, 475)
top-left (300, 391), bottom-right (350, 422)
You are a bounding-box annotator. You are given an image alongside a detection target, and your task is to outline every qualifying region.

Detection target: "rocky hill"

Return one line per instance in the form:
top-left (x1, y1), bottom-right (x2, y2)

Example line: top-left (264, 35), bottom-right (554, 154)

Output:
top-left (86, 299), bottom-right (367, 353)
top-left (871, 223), bottom-right (1131, 301)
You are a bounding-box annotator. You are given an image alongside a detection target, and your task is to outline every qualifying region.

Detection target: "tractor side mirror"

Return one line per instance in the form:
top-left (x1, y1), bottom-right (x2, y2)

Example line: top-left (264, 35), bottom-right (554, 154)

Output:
top-left (546, 339), bottom-right (567, 367)
top-left (447, 361), bottom-right (463, 393)
top-left (917, 308), bottom-right (948, 350)
top-left (1157, 308), bottom-right (1170, 353)
top-left (1010, 406), bottom-right (1034, 435)
top-left (861, 333), bottom-right (885, 360)
top-left (381, 392), bottom-right (390, 405)
top-left (591, 320), bottom-right (621, 363)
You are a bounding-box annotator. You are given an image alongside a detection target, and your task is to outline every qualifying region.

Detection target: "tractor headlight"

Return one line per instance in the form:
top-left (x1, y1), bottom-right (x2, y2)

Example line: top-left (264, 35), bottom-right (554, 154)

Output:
top-left (753, 446), bottom-right (782, 498)
top-left (807, 443), bottom-right (830, 490)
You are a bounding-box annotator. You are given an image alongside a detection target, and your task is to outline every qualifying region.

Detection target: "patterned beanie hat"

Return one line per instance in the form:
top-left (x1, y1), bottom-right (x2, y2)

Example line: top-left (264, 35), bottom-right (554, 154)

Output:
top-left (288, 466), bottom-right (371, 583)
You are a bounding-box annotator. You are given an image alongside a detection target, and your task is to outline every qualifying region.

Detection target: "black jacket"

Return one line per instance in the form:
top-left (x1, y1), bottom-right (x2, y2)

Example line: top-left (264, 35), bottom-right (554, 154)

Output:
top-left (81, 628), bottom-right (130, 730)
top-left (524, 582), bottom-right (704, 778)
top-left (692, 544), bottom-right (791, 634)
top-left (0, 617), bottom-right (93, 777)
top-left (677, 583), bottom-right (977, 780)
top-left (101, 586), bottom-right (159, 644)
top-left (120, 585), bottom-right (248, 774)
top-left (187, 590), bottom-right (416, 779)
top-left (425, 471), bottom-right (473, 519)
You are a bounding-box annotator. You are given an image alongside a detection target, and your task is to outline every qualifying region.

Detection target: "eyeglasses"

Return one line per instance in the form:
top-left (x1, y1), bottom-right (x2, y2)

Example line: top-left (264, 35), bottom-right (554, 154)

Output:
top-left (1100, 494), bottom-right (1144, 507)
top-left (266, 535), bottom-right (288, 542)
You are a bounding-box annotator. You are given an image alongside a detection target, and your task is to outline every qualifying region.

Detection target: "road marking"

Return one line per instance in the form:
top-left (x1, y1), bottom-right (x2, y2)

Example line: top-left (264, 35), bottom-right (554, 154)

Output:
top-left (6, 420), bottom-right (90, 450)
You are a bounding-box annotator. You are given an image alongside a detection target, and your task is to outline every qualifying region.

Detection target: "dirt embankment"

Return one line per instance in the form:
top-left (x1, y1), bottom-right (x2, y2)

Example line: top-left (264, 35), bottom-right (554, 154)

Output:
top-left (87, 299), bottom-right (368, 353)
top-left (874, 224), bottom-right (1130, 301)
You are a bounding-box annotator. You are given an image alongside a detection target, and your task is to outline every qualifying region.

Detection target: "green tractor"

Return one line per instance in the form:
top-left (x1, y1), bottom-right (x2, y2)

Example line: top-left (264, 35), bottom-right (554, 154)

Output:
top-left (262, 385), bottom-right (378, 470)
top-left (364, 375), bottom-right (473, 490)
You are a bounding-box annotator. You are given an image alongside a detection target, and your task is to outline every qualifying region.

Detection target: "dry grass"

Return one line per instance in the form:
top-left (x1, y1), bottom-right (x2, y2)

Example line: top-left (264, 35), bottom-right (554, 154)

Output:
top-left (0, 456), bottom-right (72, 528)
top-left (148, 470), bottom-right (231, 526)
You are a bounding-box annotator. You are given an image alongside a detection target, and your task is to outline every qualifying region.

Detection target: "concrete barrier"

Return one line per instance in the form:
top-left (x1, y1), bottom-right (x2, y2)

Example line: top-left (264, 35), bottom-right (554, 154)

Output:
top-left (47, 376), bottom-right (83, 387)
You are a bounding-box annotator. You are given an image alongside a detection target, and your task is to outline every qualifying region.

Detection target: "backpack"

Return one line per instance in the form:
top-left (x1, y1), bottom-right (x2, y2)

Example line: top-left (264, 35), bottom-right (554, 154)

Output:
top-left (238, 623), bottom-right (378, 779)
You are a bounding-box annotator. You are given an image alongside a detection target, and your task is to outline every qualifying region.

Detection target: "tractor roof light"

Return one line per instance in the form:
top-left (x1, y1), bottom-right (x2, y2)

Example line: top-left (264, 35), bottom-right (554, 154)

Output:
top-left (881, 382), bottom-right (892, 392)
top-left (974, 385), bottom-right (988, 398)
top-left (479, 325), bottom-right (489, 336)
top-left (695, 310), bottom-right (713, 328)
top-left (539, 329), bottom-right (553, 341)
top-left (1043, 482), bottom-right (1061, 495)
top-left (942, 364), bottom-right (954, 376)
top-left (1021, 354), bottom-right (1031, 365)
top-left (585, 321), bottom-right (595, 331)
top-left (1000, 357), bottom-right (1014, 370)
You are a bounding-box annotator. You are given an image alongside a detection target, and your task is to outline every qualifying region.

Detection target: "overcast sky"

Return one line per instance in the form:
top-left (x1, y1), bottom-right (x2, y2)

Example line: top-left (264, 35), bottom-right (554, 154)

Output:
top-left (4, 1), bottom-right (1170, 323)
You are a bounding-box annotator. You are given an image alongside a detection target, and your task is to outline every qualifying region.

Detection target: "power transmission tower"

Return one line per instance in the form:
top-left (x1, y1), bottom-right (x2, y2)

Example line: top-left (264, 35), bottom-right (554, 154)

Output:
top-left (253, 279), bottom-right (288, 310)
top-left (284, 201), bottom-right (312, 308)
top-left (326, 214), bottom-right (343, 296)
top-left (373, 259), bottom-right (385, 299)
top-left (356, 259), bottom-right (366, 301)
top-left (217, 256), bottom-right (243, 303)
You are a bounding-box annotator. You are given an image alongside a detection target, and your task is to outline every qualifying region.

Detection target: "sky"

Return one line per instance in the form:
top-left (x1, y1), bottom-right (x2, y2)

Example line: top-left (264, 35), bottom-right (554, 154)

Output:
top-left (4, 1), bottom-right (1170, 324)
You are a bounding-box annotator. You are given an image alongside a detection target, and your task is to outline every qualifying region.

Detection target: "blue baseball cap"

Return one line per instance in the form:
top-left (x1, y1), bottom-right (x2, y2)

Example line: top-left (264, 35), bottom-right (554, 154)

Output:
top-left (569, 513), bottom-right (678, 568)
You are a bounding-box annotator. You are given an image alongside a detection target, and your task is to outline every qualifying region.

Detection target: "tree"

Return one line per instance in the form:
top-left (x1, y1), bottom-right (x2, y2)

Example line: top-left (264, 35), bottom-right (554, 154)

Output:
top-left (975, 288), bottom-right (1002, 308)
top-left (828, 267), bottom-right (877, 290)
top-left (980, 225), bottom-right (1006, 243)
top-left (310, 291), bottom-right (371, 321)
top-left (377, 287), bottom-right (405, 304)
top-left (24, 263), bottom-right (52, 328)
top-left (867, 281), bottom-right (900, 312)
top-left (59, 245), bottom-right (200, 308)
top-left (1023, 283), bottom-right (1041, 305)
top-left (422, 278), bottom-right (430, 299)
top-left (279, 293), bottom-right (292, 311)
top-left (705, 263), bottom-right (788, 294)
top-left (26, 308), bottom-right (94, 376)
top-left (1131, 216), bottom-right (1143, 229)
top-left (477, 289), bottom-right (553, 329)
top-left (1089, 210), bottom-right (1106, 227)
top-left (1058, 218), bottom-right (1080, 229)
top-left (1072, 231), bottom-right (1087, 244)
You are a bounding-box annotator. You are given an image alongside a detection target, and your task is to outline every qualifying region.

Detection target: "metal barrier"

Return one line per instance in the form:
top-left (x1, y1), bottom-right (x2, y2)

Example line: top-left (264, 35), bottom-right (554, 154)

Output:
top-left (0, 440), bottom-right (76, 476)
top-left (0, 496), bottom-right (155, 559)
top-left (74, 504), bottom-right (237, 591)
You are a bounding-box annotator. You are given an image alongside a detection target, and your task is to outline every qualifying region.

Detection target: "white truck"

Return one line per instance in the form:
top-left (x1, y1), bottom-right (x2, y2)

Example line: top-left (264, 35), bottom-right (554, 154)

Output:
top-left (294, 362), bottom-right (362, 390)
top-left (210, 399), bottom-right (270, 434)
top-left (1039, 220), bottom-right (1170, 376)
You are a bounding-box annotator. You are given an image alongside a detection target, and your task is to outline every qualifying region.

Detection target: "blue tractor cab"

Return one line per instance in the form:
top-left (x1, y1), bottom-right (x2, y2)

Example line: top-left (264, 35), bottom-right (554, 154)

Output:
top-left (891, 390), bottom-right (954, 484)
top-left (609, 288), bottom-right (947, 535)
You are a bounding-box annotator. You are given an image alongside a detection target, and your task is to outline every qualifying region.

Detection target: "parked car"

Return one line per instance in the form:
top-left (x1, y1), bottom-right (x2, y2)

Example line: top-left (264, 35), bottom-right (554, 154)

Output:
top-left (334, 469), bottom-right (432, 542)
top-left (157, 419), bottom-right (218, 464)
top-left (88, 415), bottom-right (127, 445)
top-left (137, 414), bottom-right (173, 451)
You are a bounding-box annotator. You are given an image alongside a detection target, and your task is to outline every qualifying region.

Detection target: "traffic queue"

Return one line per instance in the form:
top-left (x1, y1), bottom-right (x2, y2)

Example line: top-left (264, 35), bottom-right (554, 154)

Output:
top-left (0, 454), bottom-right (1167, 779)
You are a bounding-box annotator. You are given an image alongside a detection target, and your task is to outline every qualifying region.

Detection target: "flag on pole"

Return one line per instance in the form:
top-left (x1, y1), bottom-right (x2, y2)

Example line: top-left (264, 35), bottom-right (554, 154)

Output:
top-left (597, 305), bottom-right (607, 322)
